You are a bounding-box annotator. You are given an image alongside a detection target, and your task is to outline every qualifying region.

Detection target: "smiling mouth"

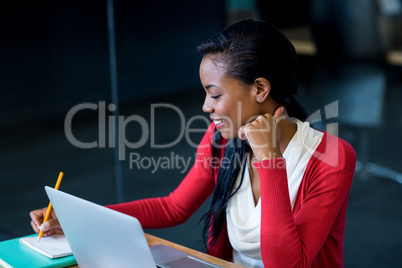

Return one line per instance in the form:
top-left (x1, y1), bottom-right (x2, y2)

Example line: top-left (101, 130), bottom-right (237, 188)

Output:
top-left (214, 119), bottom-right (224, 126)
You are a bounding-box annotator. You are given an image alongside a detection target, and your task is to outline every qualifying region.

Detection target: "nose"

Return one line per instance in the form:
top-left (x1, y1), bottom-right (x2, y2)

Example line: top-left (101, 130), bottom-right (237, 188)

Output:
top-left (202, 97), bottom-right (214, 113)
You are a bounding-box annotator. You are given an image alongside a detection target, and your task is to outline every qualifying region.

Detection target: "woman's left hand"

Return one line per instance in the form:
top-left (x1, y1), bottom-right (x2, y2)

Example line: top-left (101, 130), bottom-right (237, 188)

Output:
top-left (238, 106), bottom-right (285, 161)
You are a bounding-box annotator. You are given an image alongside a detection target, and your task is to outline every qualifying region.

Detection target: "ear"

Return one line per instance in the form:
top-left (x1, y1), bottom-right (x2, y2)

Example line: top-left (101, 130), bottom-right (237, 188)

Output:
top-left (252, 77), bottom-right (271, 103)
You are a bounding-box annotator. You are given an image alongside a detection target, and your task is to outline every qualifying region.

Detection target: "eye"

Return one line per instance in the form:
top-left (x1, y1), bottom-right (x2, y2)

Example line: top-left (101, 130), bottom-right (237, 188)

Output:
top-left (211, 95), bottom-right (221, 99)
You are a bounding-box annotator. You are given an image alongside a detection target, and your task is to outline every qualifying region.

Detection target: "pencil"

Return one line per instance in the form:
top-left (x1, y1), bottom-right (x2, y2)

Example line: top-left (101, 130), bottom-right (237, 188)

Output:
top-left (38, 172), bottom-right (64, 242)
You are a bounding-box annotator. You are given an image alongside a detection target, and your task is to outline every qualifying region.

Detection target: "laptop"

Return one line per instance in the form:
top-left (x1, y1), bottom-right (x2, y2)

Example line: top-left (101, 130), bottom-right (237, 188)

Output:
top-left (45, 186), bottom-right (221, 268)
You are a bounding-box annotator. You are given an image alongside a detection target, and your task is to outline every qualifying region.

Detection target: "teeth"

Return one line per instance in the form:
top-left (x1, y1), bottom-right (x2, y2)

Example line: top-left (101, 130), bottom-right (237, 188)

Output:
top-left (214, 120), bottom-right (224, 125)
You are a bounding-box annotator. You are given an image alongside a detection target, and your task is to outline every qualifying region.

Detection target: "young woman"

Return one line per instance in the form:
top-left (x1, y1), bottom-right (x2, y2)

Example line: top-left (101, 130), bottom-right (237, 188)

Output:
top-left (30, 19), bottom-right (356, 267)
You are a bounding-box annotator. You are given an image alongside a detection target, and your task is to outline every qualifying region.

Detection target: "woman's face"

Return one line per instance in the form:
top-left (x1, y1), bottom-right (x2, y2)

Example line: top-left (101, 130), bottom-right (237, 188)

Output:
top-left (200, 56), bottom-right (260, 140)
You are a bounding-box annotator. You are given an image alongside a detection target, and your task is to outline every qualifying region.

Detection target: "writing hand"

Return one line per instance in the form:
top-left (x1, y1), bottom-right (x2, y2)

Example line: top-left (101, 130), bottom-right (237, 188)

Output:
top-left (30, 207), bottom-right (63, 237)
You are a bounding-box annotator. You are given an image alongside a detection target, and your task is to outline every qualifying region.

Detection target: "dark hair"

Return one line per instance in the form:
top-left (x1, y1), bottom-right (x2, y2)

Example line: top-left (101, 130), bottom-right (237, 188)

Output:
top-left (197, 19), bottom-right (307, 247)
top-left (197, 19), bottom-right (307, 120)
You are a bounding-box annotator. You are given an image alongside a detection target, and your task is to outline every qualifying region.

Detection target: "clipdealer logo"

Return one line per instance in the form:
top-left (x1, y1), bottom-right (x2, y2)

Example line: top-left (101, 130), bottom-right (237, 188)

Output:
top-left (64, 102), bottom-right (209, 161)
top-left (64, 100), bottom-right (341, 172)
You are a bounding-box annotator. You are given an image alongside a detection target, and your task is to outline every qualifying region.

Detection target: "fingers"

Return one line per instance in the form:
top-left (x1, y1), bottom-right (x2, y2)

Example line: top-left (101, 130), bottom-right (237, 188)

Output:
top-left (30, 219), bottom-right (54, 237)
top-left (40, 218), bottom-right (60, 232)
top-left (30, 220), bottom-right (40, 234)
top-left (30, 207), bottom-right (62, 236)
top-left (29, 209), bottom-right (45, 229)
top-left (238, 114), bottom-right (271, 140)
top-left (273, 106), bottom-right (285, 123)
top-left (236, 108), bottom-right (287, 160)
top-left (240, 107), bottom-right (286, 137)
top-left (238, 124), bottom-right (248, 140)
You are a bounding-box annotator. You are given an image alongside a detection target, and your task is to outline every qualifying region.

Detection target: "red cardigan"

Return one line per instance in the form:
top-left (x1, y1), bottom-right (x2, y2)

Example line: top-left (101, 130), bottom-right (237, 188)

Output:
top-left (107, 122), bottom-right (356, 268)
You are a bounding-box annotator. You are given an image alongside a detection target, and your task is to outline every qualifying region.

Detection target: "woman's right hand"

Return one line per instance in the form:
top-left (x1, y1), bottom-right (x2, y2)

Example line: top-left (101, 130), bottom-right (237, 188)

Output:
top-left (30, 207), bottom-right (64, 237)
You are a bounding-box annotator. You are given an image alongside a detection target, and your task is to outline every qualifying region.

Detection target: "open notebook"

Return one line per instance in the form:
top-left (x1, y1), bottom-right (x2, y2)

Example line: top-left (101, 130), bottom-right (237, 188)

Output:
top-left (19, 234), bottom-right (72, 259)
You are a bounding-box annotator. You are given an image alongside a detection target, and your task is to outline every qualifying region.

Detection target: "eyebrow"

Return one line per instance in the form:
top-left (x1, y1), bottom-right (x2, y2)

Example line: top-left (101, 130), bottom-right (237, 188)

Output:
top-left (205, 84), bottom-right (220, 91)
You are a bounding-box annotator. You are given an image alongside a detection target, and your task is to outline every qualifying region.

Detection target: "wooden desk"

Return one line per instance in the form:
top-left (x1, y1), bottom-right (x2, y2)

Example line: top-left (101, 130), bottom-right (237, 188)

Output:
top-left (68, 233), bottom-right (243, 268)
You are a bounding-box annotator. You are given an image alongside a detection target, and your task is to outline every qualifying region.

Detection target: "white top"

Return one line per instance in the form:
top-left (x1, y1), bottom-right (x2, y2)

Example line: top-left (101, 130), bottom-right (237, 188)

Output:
top-left (226, 119), bottom-right (324, 267)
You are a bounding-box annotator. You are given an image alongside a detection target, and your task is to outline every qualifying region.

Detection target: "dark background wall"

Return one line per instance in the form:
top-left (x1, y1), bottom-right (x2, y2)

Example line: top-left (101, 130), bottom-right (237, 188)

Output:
top-left (0, 0), bottom-right (225, 129)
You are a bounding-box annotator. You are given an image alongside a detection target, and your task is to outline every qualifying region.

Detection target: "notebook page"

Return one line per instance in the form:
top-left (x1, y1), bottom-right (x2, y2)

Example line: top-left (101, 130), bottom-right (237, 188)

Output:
top-left (19, 234), bottom-right (72, 259)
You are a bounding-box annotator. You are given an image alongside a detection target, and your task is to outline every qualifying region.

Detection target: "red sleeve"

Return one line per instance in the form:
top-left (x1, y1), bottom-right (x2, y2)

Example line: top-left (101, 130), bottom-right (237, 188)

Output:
top-left (106, 123), bottom-right (216, 228)
top-left (254, 135), bottom-right (355, 267)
